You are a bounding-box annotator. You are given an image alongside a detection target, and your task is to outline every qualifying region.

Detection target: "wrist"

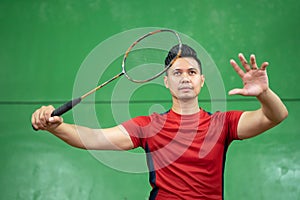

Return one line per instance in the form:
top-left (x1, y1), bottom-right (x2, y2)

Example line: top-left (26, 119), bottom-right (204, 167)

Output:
top-left (47, 122), bottom-right (64, 133)
top-left (257, 88), bottom-right (271, 99)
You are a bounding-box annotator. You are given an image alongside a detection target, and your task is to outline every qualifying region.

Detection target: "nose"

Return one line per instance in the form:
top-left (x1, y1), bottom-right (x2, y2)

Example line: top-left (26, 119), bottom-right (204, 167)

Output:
top-left (180, 72), bottom-right (191, 83)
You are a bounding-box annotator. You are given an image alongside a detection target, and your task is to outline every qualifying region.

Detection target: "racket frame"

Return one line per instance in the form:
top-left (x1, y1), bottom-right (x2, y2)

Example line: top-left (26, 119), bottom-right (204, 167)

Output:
top-left (122, 29), bottom-right (182, 83)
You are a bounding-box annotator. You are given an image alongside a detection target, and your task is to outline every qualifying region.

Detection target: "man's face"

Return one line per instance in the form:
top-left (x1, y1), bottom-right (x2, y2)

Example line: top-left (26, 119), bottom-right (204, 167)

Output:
top-left (164, 57), bottom-right (205, 101)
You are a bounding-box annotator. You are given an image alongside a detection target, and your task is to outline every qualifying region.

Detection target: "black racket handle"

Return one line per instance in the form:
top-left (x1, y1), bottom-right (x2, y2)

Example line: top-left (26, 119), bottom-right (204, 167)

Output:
top-left (32, 97), bottom-right (81, 131)
top-left (51, 97), bottom-right (81, 117)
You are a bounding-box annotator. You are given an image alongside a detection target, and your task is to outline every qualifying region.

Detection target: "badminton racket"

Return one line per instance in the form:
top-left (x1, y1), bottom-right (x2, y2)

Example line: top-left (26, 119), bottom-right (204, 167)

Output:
top-left (33, 29), bottom-right (182, 130)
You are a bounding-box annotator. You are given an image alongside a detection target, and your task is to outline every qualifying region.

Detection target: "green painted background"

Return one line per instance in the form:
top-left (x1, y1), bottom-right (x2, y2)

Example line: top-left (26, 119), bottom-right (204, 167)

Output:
top-left (1, 0), bottom-right (299, 199)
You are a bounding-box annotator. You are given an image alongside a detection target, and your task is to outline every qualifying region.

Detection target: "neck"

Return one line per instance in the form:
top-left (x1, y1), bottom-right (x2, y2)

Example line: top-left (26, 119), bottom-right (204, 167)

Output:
top-left (171, 97), bottom-right (200, 115)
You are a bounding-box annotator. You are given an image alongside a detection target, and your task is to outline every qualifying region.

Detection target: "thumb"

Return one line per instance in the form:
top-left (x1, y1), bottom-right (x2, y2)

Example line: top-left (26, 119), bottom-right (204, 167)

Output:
top-left (228, 88), bottom-right (245, 95)
top-left (48, 116), bottom-right (63, 124)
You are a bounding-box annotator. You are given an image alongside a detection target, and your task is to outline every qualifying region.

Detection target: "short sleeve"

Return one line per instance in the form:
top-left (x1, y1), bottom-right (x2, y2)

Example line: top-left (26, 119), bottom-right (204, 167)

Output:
top-left (121, 116), bottom-right (151, 148)
top-left (225, 111), bottom-right (244, 142)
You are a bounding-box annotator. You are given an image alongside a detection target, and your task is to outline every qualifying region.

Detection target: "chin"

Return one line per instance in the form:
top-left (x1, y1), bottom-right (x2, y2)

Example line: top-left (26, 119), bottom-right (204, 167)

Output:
top-left (178, 94), bottom-right (197, 101)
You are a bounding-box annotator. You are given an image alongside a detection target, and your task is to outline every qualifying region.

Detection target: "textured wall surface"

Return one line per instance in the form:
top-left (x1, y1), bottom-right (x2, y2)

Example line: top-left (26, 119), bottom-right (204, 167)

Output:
top-left (0, 0), bottom-right (299, 199)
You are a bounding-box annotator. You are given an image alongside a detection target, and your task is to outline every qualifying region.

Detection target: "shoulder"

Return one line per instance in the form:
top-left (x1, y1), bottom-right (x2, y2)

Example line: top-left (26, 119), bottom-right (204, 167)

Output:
top-left (207, 110), bottom-right (244, 124)
top-left (126, 111), bottom-right (168, 126)
top-left (210, 110), bottom-right (244, 117)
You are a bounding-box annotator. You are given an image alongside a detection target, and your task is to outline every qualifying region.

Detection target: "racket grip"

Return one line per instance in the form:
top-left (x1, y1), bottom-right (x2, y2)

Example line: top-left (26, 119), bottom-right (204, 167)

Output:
top-left (51, 97), bottom-right (82, 116)
top-left (32, 97), bottom-right (81, 131)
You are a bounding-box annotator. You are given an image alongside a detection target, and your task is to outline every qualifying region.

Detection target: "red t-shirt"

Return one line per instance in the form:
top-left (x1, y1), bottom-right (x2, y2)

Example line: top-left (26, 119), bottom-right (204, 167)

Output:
top-left (121, 108), bottom-right (243, 200)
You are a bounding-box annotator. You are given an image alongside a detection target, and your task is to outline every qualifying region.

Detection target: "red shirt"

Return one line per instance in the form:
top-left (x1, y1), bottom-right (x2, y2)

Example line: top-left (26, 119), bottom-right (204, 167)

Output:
top-left (121, 109), bottom-right (243, 200)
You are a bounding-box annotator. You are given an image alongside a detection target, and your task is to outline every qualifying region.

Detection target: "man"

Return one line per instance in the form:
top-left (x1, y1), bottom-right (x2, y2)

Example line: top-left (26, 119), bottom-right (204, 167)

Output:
top-left (31, 44), bottom-right (288, 199)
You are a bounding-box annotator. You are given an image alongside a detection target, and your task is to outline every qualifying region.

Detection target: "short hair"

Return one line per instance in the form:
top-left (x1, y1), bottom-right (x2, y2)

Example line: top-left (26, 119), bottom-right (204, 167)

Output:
top-left (164, 44), bottom-right (202, 74)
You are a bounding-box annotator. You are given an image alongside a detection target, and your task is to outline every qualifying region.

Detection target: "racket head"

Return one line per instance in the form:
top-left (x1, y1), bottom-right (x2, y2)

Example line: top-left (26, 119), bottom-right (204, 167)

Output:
top-left (121, 29), bottom-right (182, 83)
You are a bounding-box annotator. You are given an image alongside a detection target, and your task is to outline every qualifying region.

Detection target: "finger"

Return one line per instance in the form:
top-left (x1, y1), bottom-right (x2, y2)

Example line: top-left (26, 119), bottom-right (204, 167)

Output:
top-left (260, 62), bottom-right (269, 70)
top-left (44, 105), bottom-right (54, 123)
top-left (39, 112), bottom-right (48, 130)
top-left (31, 111), bottom-right (39, 130)
top-left (250, 54), bottom-right (258, 69)
top-left (230, 59), bottom-right (245, 78)
top-left (34, 109), bottom-right (46, 130)
top-left (238, 53), bottom-right (251, 71)
top-left (39, 106), bottom-right (48, 127)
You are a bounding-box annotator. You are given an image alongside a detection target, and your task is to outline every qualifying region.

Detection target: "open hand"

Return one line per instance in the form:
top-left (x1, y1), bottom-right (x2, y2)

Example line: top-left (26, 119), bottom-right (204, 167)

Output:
top-left (229, 53), bottom-right (269, 96)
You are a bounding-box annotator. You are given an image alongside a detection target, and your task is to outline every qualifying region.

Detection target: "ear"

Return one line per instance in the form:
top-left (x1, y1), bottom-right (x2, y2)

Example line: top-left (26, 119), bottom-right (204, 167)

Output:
top-left (164, 76), bottom-right (169, 88)
top-left (200, 75), bottom-right (205, 88)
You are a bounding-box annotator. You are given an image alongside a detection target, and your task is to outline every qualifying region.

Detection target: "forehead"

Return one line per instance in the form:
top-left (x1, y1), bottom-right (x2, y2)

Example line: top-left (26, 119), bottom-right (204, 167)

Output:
top-left (171, 57), bottom-right (200, 70)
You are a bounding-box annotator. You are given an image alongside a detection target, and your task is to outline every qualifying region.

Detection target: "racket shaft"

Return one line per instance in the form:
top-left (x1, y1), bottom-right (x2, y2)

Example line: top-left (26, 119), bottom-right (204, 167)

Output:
top-left (50, 73), bottom-right (123, 115)
top-left (51, 97), bottom-right (82, 116)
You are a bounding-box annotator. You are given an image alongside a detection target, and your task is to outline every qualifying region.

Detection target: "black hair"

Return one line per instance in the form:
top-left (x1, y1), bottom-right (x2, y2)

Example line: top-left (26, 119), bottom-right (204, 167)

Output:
top-left (164, 44), bottom-right (202, 74)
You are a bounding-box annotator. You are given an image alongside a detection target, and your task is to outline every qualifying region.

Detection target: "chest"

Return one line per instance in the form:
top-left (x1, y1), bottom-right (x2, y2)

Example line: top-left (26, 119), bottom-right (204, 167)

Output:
top-left (145, 123), bottom-right (227, 168)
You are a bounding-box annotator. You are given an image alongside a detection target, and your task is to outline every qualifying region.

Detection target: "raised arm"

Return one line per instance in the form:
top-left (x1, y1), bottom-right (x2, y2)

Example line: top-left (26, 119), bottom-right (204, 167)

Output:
top-left (31, 105), bottom-right (134, 150)
top-left (229, 53), bottom-right (288, 139)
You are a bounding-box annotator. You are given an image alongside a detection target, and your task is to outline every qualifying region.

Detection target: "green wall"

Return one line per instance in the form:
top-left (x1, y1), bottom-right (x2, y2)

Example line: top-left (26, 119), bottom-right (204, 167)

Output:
top-left (1, 0), bottom-right (299, 199)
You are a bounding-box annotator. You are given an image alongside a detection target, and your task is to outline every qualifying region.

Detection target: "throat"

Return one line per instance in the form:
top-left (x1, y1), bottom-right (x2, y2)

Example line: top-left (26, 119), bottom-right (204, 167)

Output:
top-left (171, 98), bottom-right (200, 115)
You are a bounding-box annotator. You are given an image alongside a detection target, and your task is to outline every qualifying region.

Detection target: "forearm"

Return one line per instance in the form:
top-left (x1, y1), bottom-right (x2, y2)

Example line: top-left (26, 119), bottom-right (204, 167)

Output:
top-left (48, 123), bottom-right (91, 149)
top-left (47, 123), bottom-right (133, 150)
top-left (257, 88), bottom-right (288, 124)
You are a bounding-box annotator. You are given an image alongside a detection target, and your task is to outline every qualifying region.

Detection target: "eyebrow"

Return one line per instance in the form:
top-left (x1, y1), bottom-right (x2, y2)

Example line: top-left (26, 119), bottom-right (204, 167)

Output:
top-left (172, 67), bottom-right (199, 71)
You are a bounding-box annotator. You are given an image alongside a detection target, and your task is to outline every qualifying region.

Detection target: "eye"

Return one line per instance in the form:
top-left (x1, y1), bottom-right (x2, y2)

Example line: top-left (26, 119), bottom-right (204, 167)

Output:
top-left (189, 70), bottom-right (197, 75)
top-left (173, 71), bottom-right (181, 76)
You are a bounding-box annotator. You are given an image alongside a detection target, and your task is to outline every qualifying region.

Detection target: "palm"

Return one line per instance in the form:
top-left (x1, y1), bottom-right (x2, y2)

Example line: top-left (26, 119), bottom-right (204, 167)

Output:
top-left (229, 53), bottom-right (269, 96)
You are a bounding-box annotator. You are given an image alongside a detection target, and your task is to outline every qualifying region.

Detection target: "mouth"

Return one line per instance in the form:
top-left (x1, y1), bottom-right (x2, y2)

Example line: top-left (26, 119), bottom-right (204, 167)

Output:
top-left (178, 85), bottom-right (193, 90)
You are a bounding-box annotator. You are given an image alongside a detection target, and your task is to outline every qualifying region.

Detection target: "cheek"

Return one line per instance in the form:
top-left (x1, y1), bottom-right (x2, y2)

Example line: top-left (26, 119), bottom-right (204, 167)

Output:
top-left (167, 77), bottom-right (179, 87)
top-left (193, 78), bottom-right (203, 91)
